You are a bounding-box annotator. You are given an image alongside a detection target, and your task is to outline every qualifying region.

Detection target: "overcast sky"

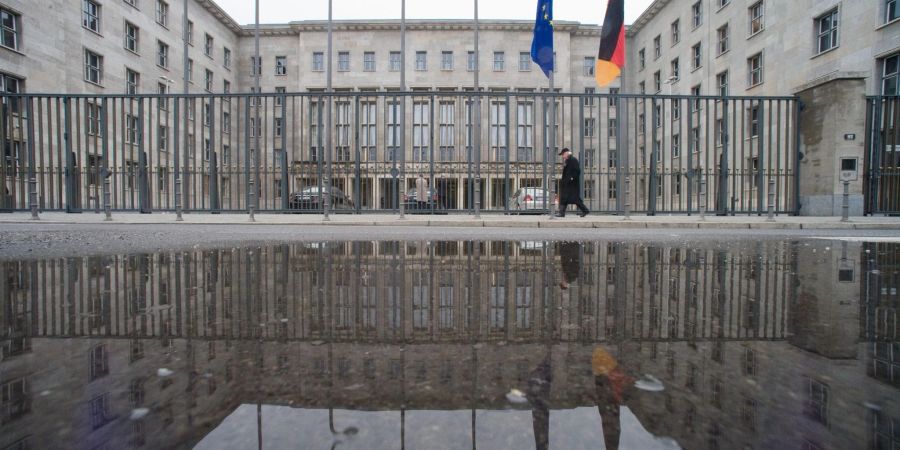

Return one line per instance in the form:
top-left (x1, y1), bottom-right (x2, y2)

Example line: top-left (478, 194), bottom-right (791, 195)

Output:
top-left (213, 0), bottom-right (656, 27)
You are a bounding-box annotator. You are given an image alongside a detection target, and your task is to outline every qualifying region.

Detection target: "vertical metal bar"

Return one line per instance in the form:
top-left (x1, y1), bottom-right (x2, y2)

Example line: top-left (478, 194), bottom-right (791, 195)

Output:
top-left (431, 93), bottom-right (437, 214)
top-left (548, 73), bottom-right (556, 219)
top-left (863, 98), bottom-right (874, 215)
top-left (504, 93), bottom-right (510, 215)
top-left (25, 96), bottom-right (38, 219)
top-left (210, 98), bottom-right (219, 212)
top-left (354, 94), bottom-right (361, 213)
top-left (101, 97), bottom-right (111, 220)
top-left (251, 0), bottom-right (260, 221)
top-left (648, 98), bottom-right (658, 215)
top-left (138, 98), bottom-right (150, 213)
top-left (756, 100), bottom-right (765, 214)
top-left (63, 97), bottom-right (78, 212)
top-left (324, 0), bottom-right (333, 220)
top-left (793, 98), bottom-right (802, 215)
top-left (473, 0), bottom-right (481, 219)
top-left (719, 99), bottom-right (729, 215)
top-left (399, 0), bottom-right (407, 219)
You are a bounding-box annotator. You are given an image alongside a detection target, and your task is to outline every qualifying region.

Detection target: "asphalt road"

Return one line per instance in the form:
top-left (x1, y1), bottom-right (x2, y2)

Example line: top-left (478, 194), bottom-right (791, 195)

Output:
top-left (1, 223), bottom-right (898, 260)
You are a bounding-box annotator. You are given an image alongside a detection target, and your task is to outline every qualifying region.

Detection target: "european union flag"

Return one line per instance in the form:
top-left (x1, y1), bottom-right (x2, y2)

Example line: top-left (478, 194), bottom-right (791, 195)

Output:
top-left (531, 0), bottom-right (554, 78)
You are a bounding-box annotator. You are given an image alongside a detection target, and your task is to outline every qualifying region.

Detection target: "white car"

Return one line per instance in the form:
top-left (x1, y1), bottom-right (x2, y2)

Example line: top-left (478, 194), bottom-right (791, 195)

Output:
top-left (509, 187), bottom-right (555, 213)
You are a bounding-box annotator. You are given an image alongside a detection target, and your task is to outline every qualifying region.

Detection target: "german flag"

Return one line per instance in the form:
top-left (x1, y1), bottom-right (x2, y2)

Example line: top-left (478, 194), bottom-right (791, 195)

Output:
top-left (595, 0), bottom-right (625, 87)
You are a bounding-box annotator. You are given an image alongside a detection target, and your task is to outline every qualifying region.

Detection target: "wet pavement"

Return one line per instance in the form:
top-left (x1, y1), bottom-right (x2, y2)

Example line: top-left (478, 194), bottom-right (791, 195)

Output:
top-left (0, 238), bottom-right (897, 449)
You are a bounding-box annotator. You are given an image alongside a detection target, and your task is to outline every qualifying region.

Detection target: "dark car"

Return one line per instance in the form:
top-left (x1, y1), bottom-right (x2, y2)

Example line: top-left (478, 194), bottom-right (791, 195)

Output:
top-left (289, 186), bottom-right (355, 211)
top-left (402, 188), bottom-right (444, 212)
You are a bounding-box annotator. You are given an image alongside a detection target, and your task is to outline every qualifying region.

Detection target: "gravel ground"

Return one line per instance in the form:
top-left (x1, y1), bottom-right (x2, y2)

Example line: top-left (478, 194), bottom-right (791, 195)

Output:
top-left (1, 223), bottom-right (899, 260)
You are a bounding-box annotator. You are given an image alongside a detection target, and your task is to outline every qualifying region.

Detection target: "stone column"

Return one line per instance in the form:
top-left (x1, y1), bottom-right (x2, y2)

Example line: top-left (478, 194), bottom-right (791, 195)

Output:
top-left (796, 74), bottom-right (867, 216)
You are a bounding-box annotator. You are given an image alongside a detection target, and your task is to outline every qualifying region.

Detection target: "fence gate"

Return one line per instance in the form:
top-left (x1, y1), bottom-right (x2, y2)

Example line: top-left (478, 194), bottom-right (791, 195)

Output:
top-left (865, 96), bottom-right (900, 215)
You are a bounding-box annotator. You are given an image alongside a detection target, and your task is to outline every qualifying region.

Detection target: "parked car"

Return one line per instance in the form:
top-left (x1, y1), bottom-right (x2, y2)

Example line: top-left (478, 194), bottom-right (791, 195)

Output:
top-left (402, 188), bottom-right (445, 212)
top-left (288, 186), bottom-right (355, 211)
top-left (509, 187), bottom-right (555, 213)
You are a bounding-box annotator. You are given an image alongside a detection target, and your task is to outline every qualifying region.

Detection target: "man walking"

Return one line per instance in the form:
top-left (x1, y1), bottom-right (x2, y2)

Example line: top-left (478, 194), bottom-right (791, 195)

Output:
top-left (557, 148), bottom-right (589, 217)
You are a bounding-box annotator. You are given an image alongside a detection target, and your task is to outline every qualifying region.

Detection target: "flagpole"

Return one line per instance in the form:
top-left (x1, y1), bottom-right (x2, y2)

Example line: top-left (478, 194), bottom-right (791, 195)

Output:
top-left (324, 0), bottom-right (333, 221)
top-left (176, 0), bottom-right (189, 221)
top-left (399, 0), bottom-right (406, 219)
top-left (473, 0), bottom-right (481, 218)
top-left (548, 67), bottom-right (556, 220)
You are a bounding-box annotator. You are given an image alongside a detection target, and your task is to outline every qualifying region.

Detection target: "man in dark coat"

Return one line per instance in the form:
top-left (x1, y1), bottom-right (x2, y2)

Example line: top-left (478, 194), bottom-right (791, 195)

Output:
top-left (557, 148), bottom-right (589, 217)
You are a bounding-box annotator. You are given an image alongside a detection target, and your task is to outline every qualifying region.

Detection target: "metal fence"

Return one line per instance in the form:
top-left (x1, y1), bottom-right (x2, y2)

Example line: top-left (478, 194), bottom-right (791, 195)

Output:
top-left (0, 92), bottom-right (799, 216)
top-left (865, 96), bottom-right (900, 215)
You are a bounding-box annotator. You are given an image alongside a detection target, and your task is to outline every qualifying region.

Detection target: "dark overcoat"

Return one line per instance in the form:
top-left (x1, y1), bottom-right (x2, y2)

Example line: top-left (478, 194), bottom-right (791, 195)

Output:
top-left (560, 155), bottom-right (582, 204)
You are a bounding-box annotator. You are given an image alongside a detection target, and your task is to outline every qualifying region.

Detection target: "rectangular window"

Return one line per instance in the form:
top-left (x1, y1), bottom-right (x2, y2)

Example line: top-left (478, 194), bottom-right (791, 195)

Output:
top-left (125, 114), bottom-right (139, 144)
top-left (90, 345), bottom-right (109, 380)
top-left (250, 56), bottom-right (260, 76)
top-left (516, 100), bottom-right (533, 161)
top-left (364, 51), bottom-right (375, 71)
top-left (493, 51), bottom-right (505, 71)
top-left (717, 71), bottom-right (728, 96)
top-left (816, 8), bottom-right (839, 54)
top-left (224, 48), bottom-right (231, 68)
top-left (157, 82), bottom-right (168, 109)
top-left (222, 111), bottom-right (231, 133)
top-left (157, 40), bottom-right (168, 68)
top-left (691, 84), bottom-right (701, 110)
top-left (609, 87), bottom-right (619, 106)
top-left (204, 69), bottom-right (213, 92)
top-left (883, 53), bottom-right (900, 95)
top-left (274, 117), bottom-right (283, 138)
top-left (718, 0), bottom-right (730, 7)
top-left (608, 118), bottom-right (617, 137)
top-left (125, 22), bottom-right (139, 53)
top-left (223, 79), bottom-right (230, 93)
top-left (692, 1), bottom-right (703, 28)
top-left (584, 57), bottom-right (594, 76)
top-left (187, 58), bottom-right (193, 82)
top-left (84, 49), bottom-right (103, 85)
top-left (83, 0), bottom-right (100, 33)
top-left (806, 379), bottom-right (829, 426)
top-left (126, 68), bottom-right (139, 95)
top-left (390, 51), bottom-right (401, 71)
top-left (89, 393), bottom-right (112, 430)
top-left (671, 58), bottom-right (680, 80)
top-left (158, 125), bottom-right (168, 151)
top-left (584, 118), bottom-right (595, 137)
top-left (692, 43), bottom-right (702, 69)
top-left (336, 101), bottom-right (351, 161)
top-left (86, 102), bottom-right (101, 136)
top-left (468, 51), bottom-right (477, 71)
top-left (585, 87), bottom-right (595, 106)
top-left (638, 48), bottom-right (645, 69)
top-left (639, 81), bottom-right (645, 94)
top-left (519, 52), bottom-right (531, 71)
top-left (337, 52), bottom-right (349, 72)
top-left (185, 20), bottom-right (192, 44)
top-left (490, 99), bottom-right (508, 161)
top-left (204, 33), bottom-right (213, 57)
top-left (653, 35), bottom-right (661, 59)
top-left (747, 52), bottom-right (763, 87)
top-left (361, 101), bottom-right (377, 160)
top-left (1, 7), bottom-right (20, 51)
top-left (654, 71), bottom-right (661, 92)
top-left (717, 24), bottom-right (729, 55)
top-left (313, 52), bottom-right (324, 71)
top-left (749, 105), bottom-right (760, 137)
top-left (156, 0), bottom-right (168, 27)
top-left (273, 55), bottom-right (287, 75)
top-left (749, 1), bottom-right (764, 35)
top-left (385, 100), bottom-right (399, 160)
top-left (888, 0), bottom-right (899, 23)
top-left (1, 378), bottom-right (31, 424)
top-left (442, 51), bottom-right (453, 70)
top-left (415, 51), bottom-right (426, 71)
top-left (413, 101), bottom-right (430, 162)
top-left (275, 86), bottom-right (285, 106)
top-left (671, 20), bottom-right (680, 44)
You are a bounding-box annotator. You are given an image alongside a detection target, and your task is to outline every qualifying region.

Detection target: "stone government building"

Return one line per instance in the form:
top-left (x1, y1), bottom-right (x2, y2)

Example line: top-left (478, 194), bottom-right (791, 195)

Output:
top-left (0, 0), bottom-right (897, 214)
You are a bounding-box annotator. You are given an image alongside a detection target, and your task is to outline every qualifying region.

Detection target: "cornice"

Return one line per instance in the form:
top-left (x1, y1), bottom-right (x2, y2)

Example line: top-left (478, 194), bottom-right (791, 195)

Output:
top-left (238, 19), bottom-right (600, 36)
top-left (625, 0), bottom-right (672, 38)
top-left (195, 0), bottom-right (244, 35)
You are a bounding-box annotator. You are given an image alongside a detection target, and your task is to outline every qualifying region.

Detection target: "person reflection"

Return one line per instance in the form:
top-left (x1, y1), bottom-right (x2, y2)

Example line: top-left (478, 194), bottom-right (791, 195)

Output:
top-left (558, 241), bottom-right (581, 290)
top-left (592, 346), bottom-right (634, 450)
top-left (527, 355), bottom-right (552, 450)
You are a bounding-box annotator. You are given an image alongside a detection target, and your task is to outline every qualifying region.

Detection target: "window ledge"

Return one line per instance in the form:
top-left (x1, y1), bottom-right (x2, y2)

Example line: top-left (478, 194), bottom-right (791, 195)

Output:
top-left (156, 64), bottom-right (169, 71)
top-left (716, 3), bottom-right (730, 13)
top-left (83, 27), bottom-right (103, 38)
top-left (747, 29), bottom-right (764, 40)
top-left (811, 46), bottom-right (839, 59)
top-left (0, 46), bottom-right (26, 57)
top-left (746, 81), bottom-right (764, 91)
top-left (125, 48), bottom-right (140, 57)
top-left (84, 79), bottom-right (105, 88)
top-left (157, 22), bottom-right (169, 30)
top-left (876, 17), bottom-right (900, 30)
top-left (716, 49), bottom-right (730, 59)
top-left (691, 66), bottom-right (702, 73)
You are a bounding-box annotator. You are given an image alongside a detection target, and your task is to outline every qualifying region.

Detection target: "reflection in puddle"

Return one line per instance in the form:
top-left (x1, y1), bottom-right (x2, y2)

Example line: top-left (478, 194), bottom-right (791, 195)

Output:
top-left (0, 240), bottom-right (897, 449)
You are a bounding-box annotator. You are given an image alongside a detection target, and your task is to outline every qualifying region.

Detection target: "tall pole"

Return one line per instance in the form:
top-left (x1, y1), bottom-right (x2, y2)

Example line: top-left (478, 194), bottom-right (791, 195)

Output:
top-left (324, 0), bottom-right (333, 220)
top-left (548, 70), bottom-right (556, 219)
top-left (473, 0), bottom-right (481, 218)
top-left (399, 0), bottom-right (406, 219)
top-left (176, 0), bottom-right (189, 221)
top-left (249, 0), bottom-right (260, 221)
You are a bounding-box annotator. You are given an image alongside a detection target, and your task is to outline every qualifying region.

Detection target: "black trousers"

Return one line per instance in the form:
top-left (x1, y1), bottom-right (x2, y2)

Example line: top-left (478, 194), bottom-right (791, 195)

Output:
top-left (559, 198), bottom-right (589, 216)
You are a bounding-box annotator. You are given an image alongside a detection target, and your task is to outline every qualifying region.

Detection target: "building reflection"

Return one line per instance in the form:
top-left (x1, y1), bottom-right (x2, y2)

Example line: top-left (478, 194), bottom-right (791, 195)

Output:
top-left (0, 240), bottom-right (896, 449)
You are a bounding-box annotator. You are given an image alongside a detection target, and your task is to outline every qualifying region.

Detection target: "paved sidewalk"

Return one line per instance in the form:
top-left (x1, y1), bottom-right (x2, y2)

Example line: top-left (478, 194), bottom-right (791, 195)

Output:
top-left (1, 211), bottom-right (899, 229)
